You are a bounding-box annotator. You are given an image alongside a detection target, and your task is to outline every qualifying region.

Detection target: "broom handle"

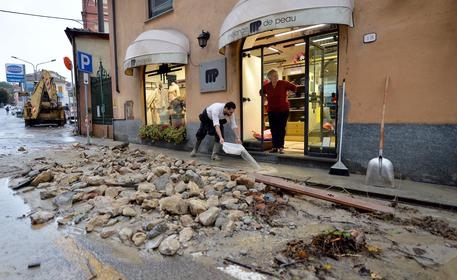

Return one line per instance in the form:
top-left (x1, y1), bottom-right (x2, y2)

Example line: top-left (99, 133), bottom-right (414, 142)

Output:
top-left (379, 75), bottom-right (389, 154)
top-left (337, 79), bottom-right (346, 158)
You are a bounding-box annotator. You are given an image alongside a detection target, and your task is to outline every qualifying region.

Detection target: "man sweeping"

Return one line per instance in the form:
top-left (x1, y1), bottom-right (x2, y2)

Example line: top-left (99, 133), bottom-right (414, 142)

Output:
top-left (190, 101), bottom-right (242, 160)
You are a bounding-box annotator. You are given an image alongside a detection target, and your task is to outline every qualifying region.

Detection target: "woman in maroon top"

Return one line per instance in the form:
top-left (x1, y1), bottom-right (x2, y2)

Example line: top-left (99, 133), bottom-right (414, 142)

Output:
top-left (262, 69), bottom-right (297, 153)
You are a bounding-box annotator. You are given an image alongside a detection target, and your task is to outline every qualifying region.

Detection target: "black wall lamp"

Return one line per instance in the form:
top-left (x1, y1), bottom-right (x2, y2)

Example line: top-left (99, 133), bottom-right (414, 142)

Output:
top-left (197, 30), bottom-right (210, 48)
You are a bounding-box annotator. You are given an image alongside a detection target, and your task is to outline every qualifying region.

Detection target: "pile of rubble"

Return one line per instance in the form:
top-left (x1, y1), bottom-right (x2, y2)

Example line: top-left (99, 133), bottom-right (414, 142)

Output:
top-left (9, 142), bottom-right (457, 279)
top-left (14, 143), bottom-right (285, 257)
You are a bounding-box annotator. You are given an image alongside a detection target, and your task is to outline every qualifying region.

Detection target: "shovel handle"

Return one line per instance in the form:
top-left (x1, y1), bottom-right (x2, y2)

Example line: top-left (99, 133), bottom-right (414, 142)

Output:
top-left (379, 75), bottom-right (389, 151)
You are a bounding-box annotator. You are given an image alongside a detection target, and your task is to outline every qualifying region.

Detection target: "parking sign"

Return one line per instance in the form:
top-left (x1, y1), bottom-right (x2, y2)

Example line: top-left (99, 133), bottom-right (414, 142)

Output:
top-left (77, 51), bottom-right (93, 73)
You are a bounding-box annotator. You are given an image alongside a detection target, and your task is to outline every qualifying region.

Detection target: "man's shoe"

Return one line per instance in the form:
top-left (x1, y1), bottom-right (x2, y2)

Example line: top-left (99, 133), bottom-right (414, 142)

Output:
top-left (211, 154), bottom-right (221, 161)
top-left (190, 149), bottom-right (197, 157)
top-left (269, 148), bottom-right (278, 153)
top-left (279, 148), bottom-right (284, 154)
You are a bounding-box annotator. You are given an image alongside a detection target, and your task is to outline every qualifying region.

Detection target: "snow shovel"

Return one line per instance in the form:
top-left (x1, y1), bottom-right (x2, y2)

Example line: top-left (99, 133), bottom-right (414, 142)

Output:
top-left (365, 75), bottom-right (395, 188)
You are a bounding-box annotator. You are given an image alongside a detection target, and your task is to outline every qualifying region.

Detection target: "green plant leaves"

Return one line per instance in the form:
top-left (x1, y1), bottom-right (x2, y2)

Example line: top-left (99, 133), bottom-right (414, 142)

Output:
top-left (138, 124), bottom-right (186, 144)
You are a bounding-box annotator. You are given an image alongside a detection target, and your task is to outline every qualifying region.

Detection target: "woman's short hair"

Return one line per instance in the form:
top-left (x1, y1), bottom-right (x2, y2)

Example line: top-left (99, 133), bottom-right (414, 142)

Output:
top-left (267, 69), bottom-right (278, 79)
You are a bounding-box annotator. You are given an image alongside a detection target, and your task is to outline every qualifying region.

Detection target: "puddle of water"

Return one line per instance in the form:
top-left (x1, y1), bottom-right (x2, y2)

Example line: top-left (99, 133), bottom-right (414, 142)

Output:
top-left (0, 178), bottom-right (30, 216)
top-left (0, 178), bottom-right (87, 279)
top-left (217, 264), bottom-right (268, 280)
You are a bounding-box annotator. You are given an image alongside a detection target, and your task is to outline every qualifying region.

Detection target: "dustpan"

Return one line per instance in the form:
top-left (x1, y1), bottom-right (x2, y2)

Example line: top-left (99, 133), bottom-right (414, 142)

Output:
top-left (365, 75), bottom-right (395, 188)
top-left (223, 142), bottom-right (261, 169)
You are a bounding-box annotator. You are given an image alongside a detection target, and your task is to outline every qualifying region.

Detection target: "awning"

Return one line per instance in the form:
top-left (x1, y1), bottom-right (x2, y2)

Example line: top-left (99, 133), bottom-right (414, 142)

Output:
top-left (218, 0), bottom-right (354, 51)
top-left (123, 29), bottom-right (190, 76)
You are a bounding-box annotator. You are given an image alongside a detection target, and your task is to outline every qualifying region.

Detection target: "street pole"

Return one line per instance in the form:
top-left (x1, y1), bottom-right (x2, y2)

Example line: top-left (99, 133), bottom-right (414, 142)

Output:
top-left (36, 59), bottom-right (57, 81)
top-left (70, 66), bottom-right (78, 132)
top-left (64, 56), bottom-right (78, 133)
top-left (83, 73), bottom-right (91, 145)
top-left (11, 56), bottom-right (56, 84)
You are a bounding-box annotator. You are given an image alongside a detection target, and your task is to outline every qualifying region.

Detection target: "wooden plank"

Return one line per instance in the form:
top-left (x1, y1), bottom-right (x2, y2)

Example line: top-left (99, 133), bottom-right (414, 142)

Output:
top-left (254, 173), bottom-right (394, 214)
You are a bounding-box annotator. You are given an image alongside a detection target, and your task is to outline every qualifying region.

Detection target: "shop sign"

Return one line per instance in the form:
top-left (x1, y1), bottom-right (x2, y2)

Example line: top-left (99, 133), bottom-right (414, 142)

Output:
top-left (227, 13), bottom-right (297, 44)
top-left (5, 63), bottom-right (25, 83)
top-left (199, 58), bottom-right (226, 93)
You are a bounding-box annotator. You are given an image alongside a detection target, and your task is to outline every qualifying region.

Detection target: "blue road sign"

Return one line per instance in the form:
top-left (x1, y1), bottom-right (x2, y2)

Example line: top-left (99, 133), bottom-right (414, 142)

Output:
top-left (77, 51), bottom-right (93, 73)
top-left (5, 63), bottom-right (25, 82)
top-left (6, 75), bottom-right (26, 83)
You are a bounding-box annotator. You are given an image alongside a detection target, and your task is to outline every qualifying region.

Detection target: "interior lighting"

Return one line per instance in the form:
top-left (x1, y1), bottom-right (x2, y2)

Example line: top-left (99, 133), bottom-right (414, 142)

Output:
top-left (312, 36), bottom-right (334, 42)
top-left (294, 42), bottom-right (306, 47)
top-left (274, 24), bottom-right (326, 37)
top-left (320, 42), bottom-right (337, 47)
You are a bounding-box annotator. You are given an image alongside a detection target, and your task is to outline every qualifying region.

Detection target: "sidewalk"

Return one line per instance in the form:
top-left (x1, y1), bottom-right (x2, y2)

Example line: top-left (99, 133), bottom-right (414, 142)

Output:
top-left (87, 137), bottom-right (457, 211)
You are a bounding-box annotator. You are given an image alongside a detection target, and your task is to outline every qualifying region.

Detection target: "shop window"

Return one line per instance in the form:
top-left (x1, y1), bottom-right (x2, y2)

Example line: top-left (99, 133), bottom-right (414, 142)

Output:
top-left (144, 64), bottom-right (186, 127)
top-left (148, 0), bottom-right (173, 18)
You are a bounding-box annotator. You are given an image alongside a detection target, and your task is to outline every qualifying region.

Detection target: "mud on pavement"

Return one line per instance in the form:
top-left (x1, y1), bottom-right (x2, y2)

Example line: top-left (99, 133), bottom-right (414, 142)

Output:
top-left (5, 142), bottom-right (457, 280)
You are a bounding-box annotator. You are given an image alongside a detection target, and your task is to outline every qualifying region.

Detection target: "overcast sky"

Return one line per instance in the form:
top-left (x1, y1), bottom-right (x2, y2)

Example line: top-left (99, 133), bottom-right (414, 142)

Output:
top-left (0, 0), bottom-right (82, 83)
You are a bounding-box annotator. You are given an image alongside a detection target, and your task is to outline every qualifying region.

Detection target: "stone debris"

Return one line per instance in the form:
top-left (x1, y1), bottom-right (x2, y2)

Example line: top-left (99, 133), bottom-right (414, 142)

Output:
top-left (10, 142), bottom-right (457, 279)
top-left (16, 143), bottom-right (265, 258)
top-left (30, 170), bottom-right (53, 186)
top-left (30, 210), bottom-right (55, 225)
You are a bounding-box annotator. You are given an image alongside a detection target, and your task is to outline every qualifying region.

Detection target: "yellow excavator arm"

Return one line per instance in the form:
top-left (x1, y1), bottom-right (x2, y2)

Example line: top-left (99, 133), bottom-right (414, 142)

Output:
top-left (23, 70), bottom-right (65, 126)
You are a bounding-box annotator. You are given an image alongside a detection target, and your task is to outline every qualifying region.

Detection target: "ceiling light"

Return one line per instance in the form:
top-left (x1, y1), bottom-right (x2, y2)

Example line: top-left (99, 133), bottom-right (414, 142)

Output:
top-left (274, 24), bottom-right (326, 37)
top-left (268, 47), bottom-right (280, 52)
top-left (294, 42), bottom-right (306, 46)
top-left (312, 36), bottom-right (334, 42)
top-left (320, 42), bottom-right (337, 47)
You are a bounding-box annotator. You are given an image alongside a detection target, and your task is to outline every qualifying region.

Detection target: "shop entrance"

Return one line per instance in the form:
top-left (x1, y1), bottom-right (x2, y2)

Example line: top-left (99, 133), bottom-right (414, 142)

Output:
top-left (241, 26), bottom-right (339, 158)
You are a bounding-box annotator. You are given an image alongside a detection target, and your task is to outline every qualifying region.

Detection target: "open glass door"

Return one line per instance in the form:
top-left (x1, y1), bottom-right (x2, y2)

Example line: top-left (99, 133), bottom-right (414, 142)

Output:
top-left (241, 49), bottom-right (266, 150)
top-left (307, 33), bottom-right (338, 156)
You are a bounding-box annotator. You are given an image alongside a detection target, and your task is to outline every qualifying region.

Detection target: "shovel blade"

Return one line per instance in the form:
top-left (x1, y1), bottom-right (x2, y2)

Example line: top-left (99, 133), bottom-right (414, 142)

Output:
top-left (365, 156), bottom-right (395, 188)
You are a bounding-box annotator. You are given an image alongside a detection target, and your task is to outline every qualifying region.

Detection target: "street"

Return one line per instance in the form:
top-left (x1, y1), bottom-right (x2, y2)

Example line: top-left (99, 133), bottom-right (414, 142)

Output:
top-left (0, 110), bottom-right (237, 280)
top-left (1, 108), bottom-right (457, 280)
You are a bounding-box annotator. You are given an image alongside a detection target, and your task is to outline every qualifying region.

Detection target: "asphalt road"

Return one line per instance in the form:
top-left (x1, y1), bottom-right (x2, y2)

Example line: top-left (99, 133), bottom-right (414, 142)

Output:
top-left (0, 109), bottom-right (238, 280)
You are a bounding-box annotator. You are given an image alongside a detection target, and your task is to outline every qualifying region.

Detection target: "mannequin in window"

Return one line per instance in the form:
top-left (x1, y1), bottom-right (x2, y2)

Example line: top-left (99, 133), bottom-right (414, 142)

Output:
top-left (146, 83), bottom-right (158, 124)
top-left (168, 82), bottom-right (181, 100)
top-left (157, 82), bottom-right (169, 124)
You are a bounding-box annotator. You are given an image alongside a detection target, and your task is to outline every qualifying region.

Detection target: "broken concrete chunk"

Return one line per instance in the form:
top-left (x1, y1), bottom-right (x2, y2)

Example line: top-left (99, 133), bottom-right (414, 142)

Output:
top-left (159, 195), bottom-right (189, 215)
top-left (30, 210), bottom-right (55, 225)
top-left (198, 207), bottom-right (221, 226)
top-left (132, 232), bottom-right (147, 246)
top-left (158, 235), bottom-right (180, 256)
top-left (31, 170), bottom-right (53, 186)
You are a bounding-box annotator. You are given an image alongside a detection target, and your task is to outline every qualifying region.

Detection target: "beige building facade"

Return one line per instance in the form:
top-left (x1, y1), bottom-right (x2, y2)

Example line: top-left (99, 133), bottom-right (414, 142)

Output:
top-left (107, 0), bottom-right (457, 186)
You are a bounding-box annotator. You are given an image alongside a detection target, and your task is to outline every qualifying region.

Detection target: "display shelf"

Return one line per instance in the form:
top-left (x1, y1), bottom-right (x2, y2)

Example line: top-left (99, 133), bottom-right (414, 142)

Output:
top-left (284, 72), bottom-right (306, 140)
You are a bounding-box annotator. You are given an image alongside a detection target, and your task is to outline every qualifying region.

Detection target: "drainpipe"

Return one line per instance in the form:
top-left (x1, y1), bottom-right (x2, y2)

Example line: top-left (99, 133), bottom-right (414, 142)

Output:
top-left (112, 0), bottom-right (119, 93)
top-left (97, 0), bottom-right (105, 33)
top-left (71, 35), bottom-right (81, 134)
